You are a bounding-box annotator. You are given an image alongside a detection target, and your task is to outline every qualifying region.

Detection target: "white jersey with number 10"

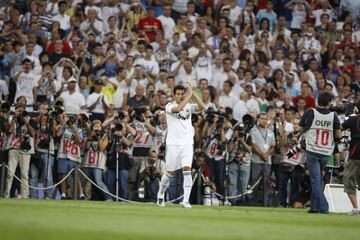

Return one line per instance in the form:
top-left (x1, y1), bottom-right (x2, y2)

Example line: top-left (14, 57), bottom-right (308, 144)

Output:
top-left (305, 109), bottom-right (334, 156)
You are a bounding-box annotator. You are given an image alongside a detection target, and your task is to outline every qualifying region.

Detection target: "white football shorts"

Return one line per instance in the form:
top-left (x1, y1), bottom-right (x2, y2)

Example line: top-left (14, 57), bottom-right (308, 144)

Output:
top-left (165, 145), bottom-right (193, 171)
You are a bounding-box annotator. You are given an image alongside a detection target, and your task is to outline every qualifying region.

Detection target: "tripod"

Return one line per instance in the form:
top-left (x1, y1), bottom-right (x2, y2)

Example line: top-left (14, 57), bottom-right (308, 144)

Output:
top-left (114, 137), bottom-right (122, 202)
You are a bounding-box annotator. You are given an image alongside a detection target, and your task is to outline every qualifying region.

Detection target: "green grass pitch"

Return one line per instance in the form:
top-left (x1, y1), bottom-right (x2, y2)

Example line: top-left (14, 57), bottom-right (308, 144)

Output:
top-left (0, 199), bottom-right (359, 240)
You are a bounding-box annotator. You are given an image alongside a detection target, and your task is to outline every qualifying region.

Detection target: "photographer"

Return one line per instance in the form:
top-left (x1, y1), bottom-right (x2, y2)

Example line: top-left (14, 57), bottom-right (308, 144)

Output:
top-left (82, 120), bottom-right (112, 201)
top-left (128, 107), bottom-right (156, 199)
top-left (341, 100), bottom-right (360, 215)
top-left (0, 101), bottom-right (11, 185)
top-left (139, 150), bottom-right (165, 202)
top-left (190, 152), bottom-right (216, 205)
top-left (33, 62), bottom-right (57, 104)
top-left (227, 123), bottom-right (252, 205)
top-left (3, 103), bottom-right (36, 199)
top-left (299, 92), bottom-right (341, 213)
top-left (278, 117), bottom-right (305, 208)
top-left (29, 101), bottom-right (57, 199)
top-left (203, 109), bottom-right (233, 200)
top-left (56, 114), bottom-right (86, 200)
top-left (153, 110), bottom-right (167, 161)
top-left (105, 120), bottom-right (132, 200)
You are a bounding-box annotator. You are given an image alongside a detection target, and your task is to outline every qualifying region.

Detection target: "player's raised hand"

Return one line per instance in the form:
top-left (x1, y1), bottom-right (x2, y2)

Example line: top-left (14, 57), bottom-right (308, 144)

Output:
top-left (185, 80), bottom-right (193, 96)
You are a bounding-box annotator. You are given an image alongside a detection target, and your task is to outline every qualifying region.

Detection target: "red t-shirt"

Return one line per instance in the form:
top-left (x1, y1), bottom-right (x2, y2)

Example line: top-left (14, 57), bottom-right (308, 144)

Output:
top-left (46, 41), bottom-right (72, 56)
top-left (137, 17), bottom-right (163, 42)
top-left (292, 95), bottom-right (316, 110)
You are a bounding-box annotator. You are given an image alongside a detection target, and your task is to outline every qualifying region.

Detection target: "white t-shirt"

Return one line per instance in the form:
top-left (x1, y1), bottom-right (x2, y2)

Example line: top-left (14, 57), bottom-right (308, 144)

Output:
top-left (313, 9), bottom-right (334, 27)
top-left (155, 80), bottom-right (168, 92)
top-left (165, 102), bottom-right (196, 145)
top-left (134, 57), bottom-right (160, 75)
top-left (129, 78), bottom-right (149, 98)
top-left (233, 100), bottom-right (248, 122)
top-left (157, 15), bottom-right (176, 40)
top-left (194, 55), bottom-right (213, 82)
top-left (60, 91), bottom-right (86, 113)
top-left (269, 59), bottom-right (284, 71)
top-left (219, 94), bottom-right (238, 109)
top-left (52, 13), bottom-right (70, 30)
top-left (15, 72), bottom-right (38, 104)
top-left (87, 92), bottom-right (110, 114)
top-left (109, 78), bottom-right (129, 108)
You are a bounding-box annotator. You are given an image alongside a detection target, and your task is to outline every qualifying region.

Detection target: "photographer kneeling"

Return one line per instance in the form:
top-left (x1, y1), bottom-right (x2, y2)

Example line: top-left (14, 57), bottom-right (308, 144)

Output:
top-left (139, 150), bottom-right (165, 202)
top-left (342, 100), bottom-right (360, 215)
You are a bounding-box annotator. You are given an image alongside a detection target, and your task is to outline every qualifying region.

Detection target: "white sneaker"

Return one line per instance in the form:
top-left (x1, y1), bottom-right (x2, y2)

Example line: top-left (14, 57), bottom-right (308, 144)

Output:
top-left (180, 202), bottom-right (192, 208)
top-left (157, 193), bottom-right (165, 207)
top-left (351, 209), bottom-right (360, 216)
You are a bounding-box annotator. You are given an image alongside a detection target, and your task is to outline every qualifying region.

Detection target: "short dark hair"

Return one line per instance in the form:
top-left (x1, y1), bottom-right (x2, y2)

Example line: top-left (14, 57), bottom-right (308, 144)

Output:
top-left (173, 85), bottom-right (186, 95)
top-left (318, 92), bottom-right (333, 107)
top-left (195, 151), bottom-right (207, 160)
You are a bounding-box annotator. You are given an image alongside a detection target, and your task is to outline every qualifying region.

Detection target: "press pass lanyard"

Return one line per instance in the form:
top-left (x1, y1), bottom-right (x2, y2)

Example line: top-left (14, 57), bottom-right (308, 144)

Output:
top-left (257, 126), bottom-right (268, 142)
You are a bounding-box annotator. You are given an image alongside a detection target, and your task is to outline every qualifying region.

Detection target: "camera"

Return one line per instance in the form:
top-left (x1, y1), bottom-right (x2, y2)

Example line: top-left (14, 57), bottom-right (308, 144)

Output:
top-left (191, 113), bottom-right (199, 125)
top-left (116, 111), bottom-right (125, 121)
top-left (0, 101), bottom-right (10, 112)
top-left (159, 143), bottom-right (166, 152)
top-left (287, 143), bottom-right (302, 158)
top-left (67, 115), bottom-right (77, 126)
top-left (20, 136), bottom-right (32, 151)
top-left (21, 110), bottom-right (28, 118)
top-left (93, 129), bottom-right (102, 140)
top-left (148, 167), bottom-right (159, 181)
top-left (235, 123), bottom-right (246, 138)
top-left (134, 106), bottom-right (147, 121)
top-left (38, 139), bottom-right (49, 149)
top-left (115, 121), bottom-right (123, 132)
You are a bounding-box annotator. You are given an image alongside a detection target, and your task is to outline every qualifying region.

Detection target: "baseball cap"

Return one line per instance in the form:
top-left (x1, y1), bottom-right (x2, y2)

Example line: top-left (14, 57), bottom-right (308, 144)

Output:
top-left (68, 77), bottom-right (77, 83)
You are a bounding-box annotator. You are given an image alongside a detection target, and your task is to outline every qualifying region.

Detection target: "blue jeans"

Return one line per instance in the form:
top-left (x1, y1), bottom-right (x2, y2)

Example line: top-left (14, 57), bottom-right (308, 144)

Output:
top-left (278, 167), bottom-right (299, 207)
top-left (228, 161), bottom-right (250, 197)
top-left (82, 167), bottom-right (112, 200)
top-left (306, 152), bottom-right (329, 212)
top-left (105, 169), bottom-right (128, 200)
top-left (29, 153), bottom-right (54, 199)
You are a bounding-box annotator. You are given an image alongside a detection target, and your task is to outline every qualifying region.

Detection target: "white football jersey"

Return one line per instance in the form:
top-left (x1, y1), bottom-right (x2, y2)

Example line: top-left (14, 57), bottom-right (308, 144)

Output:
top-left (165, 102), bottom-right (196, 145)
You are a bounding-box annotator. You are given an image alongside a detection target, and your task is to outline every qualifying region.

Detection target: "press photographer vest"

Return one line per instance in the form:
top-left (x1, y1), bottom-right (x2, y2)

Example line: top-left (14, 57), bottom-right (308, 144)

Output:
top-left (133, 121), bottom-right (153, 149)
top-left (34, 116), bottom-right (54, 154)
top-left (58, 127), bottom-right (82, 162)
top-left (154, 126), bottom-right (166, 156)
top-left (206, 138), bottom-right (225, 160)
top-left (6, 123), bottom-right (34, 154)
top-left (83, 141), bottom-right (107, 170)
top-left (305, 109), bottom-right (335, 156)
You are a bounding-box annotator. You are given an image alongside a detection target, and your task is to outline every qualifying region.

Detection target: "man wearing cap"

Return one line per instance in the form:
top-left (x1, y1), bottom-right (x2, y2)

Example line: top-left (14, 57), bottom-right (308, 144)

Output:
top-left (59, 78), bottom-right (86, 113)
top-left (87, 80), bottom-right (110, 122)
top-left (299, 26), bottom-right (320, 62)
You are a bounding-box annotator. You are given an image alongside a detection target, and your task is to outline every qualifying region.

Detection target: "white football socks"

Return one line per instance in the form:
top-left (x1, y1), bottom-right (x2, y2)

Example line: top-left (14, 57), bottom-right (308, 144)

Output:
top-left (182, 171), bottom-right (192, 204)
top-left (158, 172), bottom-right (172, 197)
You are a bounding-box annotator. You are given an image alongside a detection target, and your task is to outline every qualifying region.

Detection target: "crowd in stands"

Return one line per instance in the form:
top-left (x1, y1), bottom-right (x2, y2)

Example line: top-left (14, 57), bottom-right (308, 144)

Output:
top-left (0, 0), bottom-right (359, 207)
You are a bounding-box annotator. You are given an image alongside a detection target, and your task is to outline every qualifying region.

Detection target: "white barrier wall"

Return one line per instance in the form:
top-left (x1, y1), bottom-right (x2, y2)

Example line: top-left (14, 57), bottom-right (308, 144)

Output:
top-left (324, 184), bottom-right (360, 213)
